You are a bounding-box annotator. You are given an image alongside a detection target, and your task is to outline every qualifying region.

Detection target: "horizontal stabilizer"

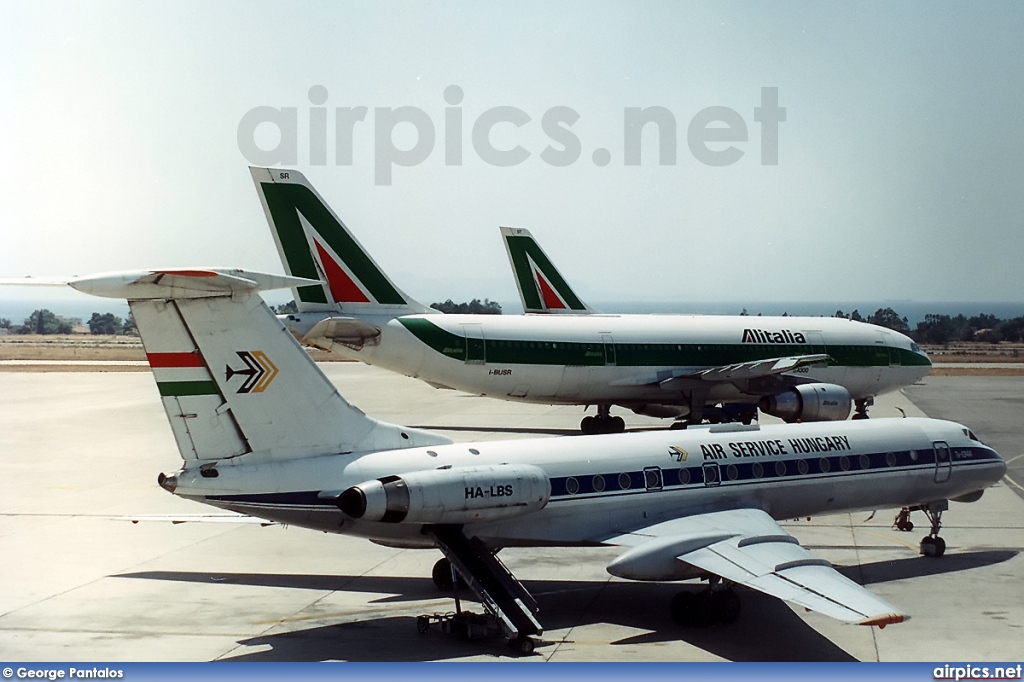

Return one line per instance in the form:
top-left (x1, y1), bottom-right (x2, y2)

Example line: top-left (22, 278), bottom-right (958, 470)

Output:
top-left (68, 269), bottom-right (319, 300)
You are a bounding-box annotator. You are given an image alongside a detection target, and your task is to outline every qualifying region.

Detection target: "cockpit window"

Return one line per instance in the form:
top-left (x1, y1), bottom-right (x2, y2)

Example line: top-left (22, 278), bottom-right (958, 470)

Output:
top-left (911, 342), bottom-right (922, 353)
top-left (963, 428), bottom-right (981, 442)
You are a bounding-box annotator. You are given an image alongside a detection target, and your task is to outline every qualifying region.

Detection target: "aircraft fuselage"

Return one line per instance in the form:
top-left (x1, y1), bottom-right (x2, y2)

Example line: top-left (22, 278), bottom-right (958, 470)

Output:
top-left (281, 311), bottom-right (931, 409)
top-left (169, 418), bottom-right (1002, 549)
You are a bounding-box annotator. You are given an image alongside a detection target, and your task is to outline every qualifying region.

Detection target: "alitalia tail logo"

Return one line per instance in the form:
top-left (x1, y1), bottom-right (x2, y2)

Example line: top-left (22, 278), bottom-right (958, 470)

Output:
top-left (742, 329), bottom-right (808, 344)
top-left (225, 351), bottom-right (279, 393)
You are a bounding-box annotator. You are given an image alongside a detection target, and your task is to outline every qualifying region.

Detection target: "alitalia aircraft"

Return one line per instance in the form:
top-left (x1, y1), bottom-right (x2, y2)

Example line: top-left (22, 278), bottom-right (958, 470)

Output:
top-left (66, 267), bottom-right (1004, 654)
top-left (250, 167), bottom-right (932, 434)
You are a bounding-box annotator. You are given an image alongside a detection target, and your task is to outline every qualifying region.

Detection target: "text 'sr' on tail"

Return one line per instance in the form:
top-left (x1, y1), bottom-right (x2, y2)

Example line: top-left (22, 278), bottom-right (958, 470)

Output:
top-left (250, 167), bottom-right (431, 315)
top-left (500, 226), bottom-right (595, 314)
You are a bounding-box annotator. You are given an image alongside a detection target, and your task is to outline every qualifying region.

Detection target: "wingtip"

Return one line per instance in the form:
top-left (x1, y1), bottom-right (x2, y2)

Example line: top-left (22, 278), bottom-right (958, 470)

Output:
top-left (859, 613), bottom-right (909, 628)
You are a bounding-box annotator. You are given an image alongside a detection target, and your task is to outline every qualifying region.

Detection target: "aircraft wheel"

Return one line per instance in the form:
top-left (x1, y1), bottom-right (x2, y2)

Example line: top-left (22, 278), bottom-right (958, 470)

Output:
top-left (920, 536), bottom-right (945, 558)
top-left (670, 591), bottom-right (694, 625)
top-left (431, 558), bottom-right (466, 590)
top-left (669, 421), bottom-right (687, 431)
top-left (920, 536), bottom-right (946, 557)
top-left (611, 416), bottom-right (625, 433)
top-left (671, 590), bottom-right (714, 627)
top-left (509, 635), bottom-right (535, 655)
top-left (581, 416), bottom-right (596, 434)
top-left (897, 519), bottom-right (914, 532)
top-left (712, 589), bottom-right (741, 624)
top-left (416, 615), bottom-right (430, 633)
top-left (851, 412), bottom-right (869, 420)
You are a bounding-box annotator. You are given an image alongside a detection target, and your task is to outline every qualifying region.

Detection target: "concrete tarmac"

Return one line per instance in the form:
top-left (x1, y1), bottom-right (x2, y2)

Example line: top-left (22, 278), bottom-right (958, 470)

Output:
top-left (1, 365), bottom-right (1022, 661)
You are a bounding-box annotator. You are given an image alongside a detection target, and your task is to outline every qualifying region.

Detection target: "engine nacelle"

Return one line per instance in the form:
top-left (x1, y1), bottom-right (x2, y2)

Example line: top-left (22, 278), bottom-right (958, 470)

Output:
top-left (758, 383), bottom-right (852, 422)
top-left (338, 463), bottom-right (550, 524)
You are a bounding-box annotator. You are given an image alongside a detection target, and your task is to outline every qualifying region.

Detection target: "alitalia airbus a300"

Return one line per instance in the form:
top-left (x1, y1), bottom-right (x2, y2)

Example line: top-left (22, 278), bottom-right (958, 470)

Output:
top-left (66, 267), bottom-right (1003, 654)
top-left (250, 167), bottom-right (932, 434)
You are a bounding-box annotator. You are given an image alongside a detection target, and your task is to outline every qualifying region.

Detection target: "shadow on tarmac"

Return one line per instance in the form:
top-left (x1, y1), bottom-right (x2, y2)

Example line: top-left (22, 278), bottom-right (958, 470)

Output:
top-left (121, 556), bottom-right (1015, 663)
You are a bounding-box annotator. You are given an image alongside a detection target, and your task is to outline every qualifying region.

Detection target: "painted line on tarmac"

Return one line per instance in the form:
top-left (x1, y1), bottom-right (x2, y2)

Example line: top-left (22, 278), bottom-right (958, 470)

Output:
top-left (999, 448), bottom-right (1024, 491)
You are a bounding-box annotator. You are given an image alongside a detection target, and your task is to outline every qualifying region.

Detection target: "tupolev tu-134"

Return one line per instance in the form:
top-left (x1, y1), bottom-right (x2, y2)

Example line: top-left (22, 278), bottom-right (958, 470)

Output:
top-left (67, 267), bottom-right (1004, 655)
top-left (249, 167), bottom-right (932, 435)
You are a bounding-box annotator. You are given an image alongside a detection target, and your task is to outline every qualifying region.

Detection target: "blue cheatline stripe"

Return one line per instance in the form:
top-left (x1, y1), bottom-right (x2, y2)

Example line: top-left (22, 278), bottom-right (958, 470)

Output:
top-left (199, 447), bottom-right (999, 510)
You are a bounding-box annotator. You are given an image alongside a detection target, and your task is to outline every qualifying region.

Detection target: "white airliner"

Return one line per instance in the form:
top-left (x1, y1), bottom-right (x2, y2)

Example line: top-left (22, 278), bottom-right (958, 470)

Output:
top-left (69, 267), bottom-right (1004, 654)
top-left (250, 167), bottom-right (932, 434)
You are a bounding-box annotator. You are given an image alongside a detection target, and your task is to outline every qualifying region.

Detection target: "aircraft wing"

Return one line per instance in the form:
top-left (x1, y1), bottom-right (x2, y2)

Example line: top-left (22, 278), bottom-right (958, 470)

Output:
top-left (608, 354), bottom-right (830, 389)
top-left (605, 508), bottom-right (906, 627)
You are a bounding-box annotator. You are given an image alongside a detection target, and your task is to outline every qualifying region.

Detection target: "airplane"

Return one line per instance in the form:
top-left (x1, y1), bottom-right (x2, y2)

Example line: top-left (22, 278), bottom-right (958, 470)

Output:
top-left (67, 267), bottom-right (1005, 654)
top-left (250, 167), bottom-right (933, 434)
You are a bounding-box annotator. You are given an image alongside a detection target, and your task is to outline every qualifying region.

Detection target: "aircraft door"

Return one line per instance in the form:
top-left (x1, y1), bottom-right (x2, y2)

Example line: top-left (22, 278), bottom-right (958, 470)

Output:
top-left (644, 466), bottom-right (664, 491)
top-left (804, 332), bottom-right (827, 356)
top-left (880, 332), bottom-right (901, 367)
top-left (602, 334), bottom-right (616, 366)
top-left (702, 462), bottom-right (721, 487)
top-left (933, 441), bottom-right (951, 483)
top-left (462, 324), bottom-right (485, 364)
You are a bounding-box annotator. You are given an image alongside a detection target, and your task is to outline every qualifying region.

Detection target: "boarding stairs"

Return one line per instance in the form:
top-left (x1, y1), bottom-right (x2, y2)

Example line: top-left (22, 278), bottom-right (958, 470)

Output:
top-left (429, 524), bottom-right (543, 640)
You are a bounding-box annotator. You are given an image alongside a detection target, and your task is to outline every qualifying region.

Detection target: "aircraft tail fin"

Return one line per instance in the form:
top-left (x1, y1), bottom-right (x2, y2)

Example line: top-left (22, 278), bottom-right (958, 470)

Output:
top-left (250, 167), bottom-right (433, 315)
top-left (70, 268), bottom-right (450, 463)
top-left (500, 226), bottom-right (596, 314)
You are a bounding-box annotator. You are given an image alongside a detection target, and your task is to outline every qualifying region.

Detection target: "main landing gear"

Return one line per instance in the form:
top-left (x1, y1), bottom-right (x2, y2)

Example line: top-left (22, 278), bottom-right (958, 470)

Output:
top-left (670, 579), bottom-right (742, 627)
top-left (892, 501), bottom-right (948, 557)
top-left (852, 397), bottom-right (873, 420)
top-left (581, 405), bottom-right (625, 434)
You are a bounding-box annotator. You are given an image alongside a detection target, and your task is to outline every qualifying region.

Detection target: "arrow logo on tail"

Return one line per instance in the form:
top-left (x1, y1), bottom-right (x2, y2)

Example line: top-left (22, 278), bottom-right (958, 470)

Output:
top-left (225, 351), bottom-right (279, 393)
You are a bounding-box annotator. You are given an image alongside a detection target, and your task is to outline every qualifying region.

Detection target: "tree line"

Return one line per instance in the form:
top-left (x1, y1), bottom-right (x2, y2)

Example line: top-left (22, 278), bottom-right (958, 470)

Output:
top-left (832, 308), bottom-right (1024, 344)
top-left (5, 302), bottom-right (1022, 344)
top-left (1, 310), bottom-right (136, 335)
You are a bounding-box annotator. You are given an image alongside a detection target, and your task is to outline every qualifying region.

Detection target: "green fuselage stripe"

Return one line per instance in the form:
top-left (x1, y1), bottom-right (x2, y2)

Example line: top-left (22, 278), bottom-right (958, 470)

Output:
top-left (158, 380), bottom-right (221, 397)
top-left (397, 318), bottom-right (930, 367)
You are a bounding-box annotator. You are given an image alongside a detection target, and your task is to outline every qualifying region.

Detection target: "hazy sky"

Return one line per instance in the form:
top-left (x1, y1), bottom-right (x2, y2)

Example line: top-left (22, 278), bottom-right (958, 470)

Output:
top-left (2, 1), bottom-right (1023, 315)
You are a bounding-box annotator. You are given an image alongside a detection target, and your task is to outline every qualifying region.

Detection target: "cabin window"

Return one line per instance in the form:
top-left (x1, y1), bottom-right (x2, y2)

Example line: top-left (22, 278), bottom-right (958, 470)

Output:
top-left (726, 464), bottom-right (739, 481)
top-left (752, 462), bottom-right (764, 479)
top-left (678, 468), bottom-right (691, 484)
top-left (797, 460), bottom-right (809, 475)
top-left (469, 448), bottom-right (480, 455)
top-left (592, 475), bottom-right (606, 492)
top-left (819, 457), bottom-right (831, 473)
top-left (565, 477), bottom-right (580, 495)
top-left (859, 454), bottom-right (871, 470)
top-left (839, 456), bottom-right (850, 471)
top-left (886, 452), bottom-right (897, 467)
top-left (618, 473), bottom-right (632, 490)
top-left (909, 450), bottom-right (918, 461)
top-left (775, 461), bottom-right (787, 477)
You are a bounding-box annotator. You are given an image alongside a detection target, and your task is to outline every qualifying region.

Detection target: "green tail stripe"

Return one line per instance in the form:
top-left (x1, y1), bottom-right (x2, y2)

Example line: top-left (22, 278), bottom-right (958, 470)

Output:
top-left (399, 318), bottom-right (932, 368)
top-left (158, 380), bottom-right (222, 397)
top-left (262, 183), bottom-right (405, 306)
top-left (506, 235), bottom-right (586, 311)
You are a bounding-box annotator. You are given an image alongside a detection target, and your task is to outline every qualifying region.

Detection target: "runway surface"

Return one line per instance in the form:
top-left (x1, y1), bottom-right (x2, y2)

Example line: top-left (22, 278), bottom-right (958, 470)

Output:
top-left (1, 366), bottom-right (1021, 661)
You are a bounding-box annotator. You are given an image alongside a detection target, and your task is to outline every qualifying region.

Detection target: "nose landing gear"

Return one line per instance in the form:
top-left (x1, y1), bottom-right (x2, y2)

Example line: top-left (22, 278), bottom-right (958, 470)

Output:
top-left (892, 501), bottom-right (948, 557)
top-left (852, 397), bottom-right (874, 420)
